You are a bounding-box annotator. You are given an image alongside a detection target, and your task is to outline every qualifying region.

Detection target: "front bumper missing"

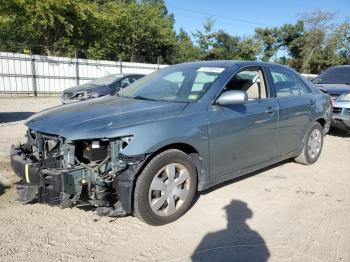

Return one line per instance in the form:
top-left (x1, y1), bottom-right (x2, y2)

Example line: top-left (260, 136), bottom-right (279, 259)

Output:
top-left (10, 144), bottom-right (148, 215)
top-left (11, 145), bottom-right (86, 206)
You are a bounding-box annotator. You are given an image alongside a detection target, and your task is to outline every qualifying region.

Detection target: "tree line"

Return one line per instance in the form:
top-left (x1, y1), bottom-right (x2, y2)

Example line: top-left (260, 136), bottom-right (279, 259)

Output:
top-left (0, 0), bottom-right (349, 73)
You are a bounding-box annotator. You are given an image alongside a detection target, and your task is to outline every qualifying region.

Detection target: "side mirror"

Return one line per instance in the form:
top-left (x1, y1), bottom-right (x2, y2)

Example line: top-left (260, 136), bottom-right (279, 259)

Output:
top-left (216, 90), bottom-right (248, 105)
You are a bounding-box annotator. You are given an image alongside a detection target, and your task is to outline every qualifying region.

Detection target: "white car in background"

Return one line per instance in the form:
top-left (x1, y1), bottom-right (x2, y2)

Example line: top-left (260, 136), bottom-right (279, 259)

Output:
top-left (301, 73), bottom-right (318, 81)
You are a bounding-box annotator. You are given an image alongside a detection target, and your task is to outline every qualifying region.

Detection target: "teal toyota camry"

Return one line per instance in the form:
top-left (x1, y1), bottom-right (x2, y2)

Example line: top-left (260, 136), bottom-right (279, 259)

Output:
top-left (11, 61), bottom-right (332, 225)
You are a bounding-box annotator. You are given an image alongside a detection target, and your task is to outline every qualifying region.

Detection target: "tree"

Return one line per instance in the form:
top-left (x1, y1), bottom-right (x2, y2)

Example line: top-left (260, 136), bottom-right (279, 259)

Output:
top-left (278, 20), bottom-right (306, 70)
top-left (193, 17), bottom-right (216, 59)
top-left (194, 20), bottom-right (260, 61)
top-left (299, 11), bottom-right (335, 73)
top-left (0, 0), bottom-right (177, 63)
top-left (255, 27), bottom-right (280, 61)
top-left (169, 28), bottom-right (201, 63)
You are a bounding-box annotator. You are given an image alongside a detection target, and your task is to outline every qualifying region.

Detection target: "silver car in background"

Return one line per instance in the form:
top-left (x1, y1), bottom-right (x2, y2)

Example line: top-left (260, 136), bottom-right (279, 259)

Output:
top-left (332, 93), bottom-right (350, 131)
top-left (313, 65), bottom-right (350, 131)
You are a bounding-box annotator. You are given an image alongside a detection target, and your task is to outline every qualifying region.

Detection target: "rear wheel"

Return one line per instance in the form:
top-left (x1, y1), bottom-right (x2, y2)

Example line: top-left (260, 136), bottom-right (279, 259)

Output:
top-left (134, 149), bottom-right (197, 225)
top-left (294, 122), bottom-right (323, 165)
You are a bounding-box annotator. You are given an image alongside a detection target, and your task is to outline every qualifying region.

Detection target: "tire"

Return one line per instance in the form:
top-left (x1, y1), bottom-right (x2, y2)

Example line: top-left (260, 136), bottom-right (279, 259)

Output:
top-left (294, 122), bottom-right (324, 165)
top-left (134, 149), bottom-right (197, 225)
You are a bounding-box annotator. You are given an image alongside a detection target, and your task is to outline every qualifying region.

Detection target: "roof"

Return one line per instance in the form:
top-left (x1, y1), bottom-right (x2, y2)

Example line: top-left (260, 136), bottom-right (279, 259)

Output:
top-left (179, 60), bottom-right (289, 68)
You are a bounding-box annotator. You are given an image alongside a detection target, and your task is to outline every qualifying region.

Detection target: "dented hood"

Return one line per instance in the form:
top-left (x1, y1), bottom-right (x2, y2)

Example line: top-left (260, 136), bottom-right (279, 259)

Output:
top-left (26, 95), bottom-right (187, 140)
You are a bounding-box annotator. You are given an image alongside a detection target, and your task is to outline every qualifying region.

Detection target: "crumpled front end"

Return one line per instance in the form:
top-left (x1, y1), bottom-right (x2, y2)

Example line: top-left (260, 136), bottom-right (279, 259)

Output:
top-left (10, 129), bottom-right (148, 216)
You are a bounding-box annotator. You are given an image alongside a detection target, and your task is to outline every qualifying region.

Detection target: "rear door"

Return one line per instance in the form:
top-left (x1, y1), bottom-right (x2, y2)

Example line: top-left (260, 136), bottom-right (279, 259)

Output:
top-left (208, 66), bottom-right (279, 179)
top-left (267, 66), bottom-right (315, 156)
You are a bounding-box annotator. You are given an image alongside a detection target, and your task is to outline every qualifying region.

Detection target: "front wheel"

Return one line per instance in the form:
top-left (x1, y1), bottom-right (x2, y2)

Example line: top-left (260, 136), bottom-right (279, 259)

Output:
top-left (134, 149), bottom-right (197, 225)
top-left (294, 122), bottom-right (324, 165)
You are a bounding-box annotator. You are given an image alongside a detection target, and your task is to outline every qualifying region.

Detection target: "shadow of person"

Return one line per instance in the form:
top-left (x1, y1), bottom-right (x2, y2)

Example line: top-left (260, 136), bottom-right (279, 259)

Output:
top-left (191, 200), bottom-right (270, 262)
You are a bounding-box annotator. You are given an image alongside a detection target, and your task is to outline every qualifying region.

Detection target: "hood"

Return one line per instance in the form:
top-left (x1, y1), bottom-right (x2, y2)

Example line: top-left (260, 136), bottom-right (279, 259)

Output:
top-left (316, 84), bottom-right (350, 95)
top-left (63, 83), bottom-right (110, 94)
top-left (26, 96), bottom-right (188, 140)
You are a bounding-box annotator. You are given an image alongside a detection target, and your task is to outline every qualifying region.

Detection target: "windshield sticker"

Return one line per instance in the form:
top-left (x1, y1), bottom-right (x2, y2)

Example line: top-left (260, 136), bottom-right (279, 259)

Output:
top-left (197, 67), bottom-right (225, 73)
top-left (188, 94), bottom-right (198, 100)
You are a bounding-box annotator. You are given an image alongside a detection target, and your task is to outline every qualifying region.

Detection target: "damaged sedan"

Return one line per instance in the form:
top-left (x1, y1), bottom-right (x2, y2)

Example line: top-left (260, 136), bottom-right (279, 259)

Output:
top-left (11, 61), bottom-right (332, 225)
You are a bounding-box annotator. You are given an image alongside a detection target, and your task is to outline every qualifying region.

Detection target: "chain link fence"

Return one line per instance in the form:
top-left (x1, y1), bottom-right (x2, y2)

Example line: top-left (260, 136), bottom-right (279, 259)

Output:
top-left (0, 51), bottom-right (167, 96)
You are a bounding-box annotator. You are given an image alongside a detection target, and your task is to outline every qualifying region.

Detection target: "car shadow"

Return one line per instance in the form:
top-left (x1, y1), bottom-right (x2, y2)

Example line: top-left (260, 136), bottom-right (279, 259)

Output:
top-left (188, 159), bottom-right (290, 214)
top-left (328, 127), bottom-right (350, 138)
top-left (194, 159), bottom-right (290, 201)
top-left (191, 200), bottom-right (270, 262)
top-left (0, 112), bottom-right (35, 123)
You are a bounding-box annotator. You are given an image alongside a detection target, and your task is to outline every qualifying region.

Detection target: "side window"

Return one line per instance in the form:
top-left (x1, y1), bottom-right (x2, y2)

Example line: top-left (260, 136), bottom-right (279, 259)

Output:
top-left (129, 75), bottom-right (143, 84)
top-left (225, 68), bottom-right (267, 100)
top-left (120, 77), bottom-right (131, 88)
top-left (270, 68), bottom-right (311, 97)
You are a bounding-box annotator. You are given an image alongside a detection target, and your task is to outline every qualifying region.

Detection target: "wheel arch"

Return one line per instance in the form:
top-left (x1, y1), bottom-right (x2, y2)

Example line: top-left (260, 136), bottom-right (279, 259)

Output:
top-left (139, 142), bottom-right (204, 186)
top-left (315, 117), bottom-right (326, 128)
top-left (298, 118), bottom-right (326, 154)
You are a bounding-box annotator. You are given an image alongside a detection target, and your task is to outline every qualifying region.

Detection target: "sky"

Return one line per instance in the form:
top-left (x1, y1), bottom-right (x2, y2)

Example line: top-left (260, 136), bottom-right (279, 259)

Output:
top-left (165, 0), bottom-right (350, 37)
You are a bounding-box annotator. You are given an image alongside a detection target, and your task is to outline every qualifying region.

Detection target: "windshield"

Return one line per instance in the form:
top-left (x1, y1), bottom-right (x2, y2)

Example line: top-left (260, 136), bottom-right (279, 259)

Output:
top-left (313, 67), bottom-right (350, 85)
top-left (88, 74), bottom-right (122, 85)
top-left (118, 64), bottom-right (225, 102)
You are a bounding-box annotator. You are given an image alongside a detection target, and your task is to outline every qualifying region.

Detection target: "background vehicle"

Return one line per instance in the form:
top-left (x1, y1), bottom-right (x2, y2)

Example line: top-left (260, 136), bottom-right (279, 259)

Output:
top-left (301, 73), bottom-right (318, 81)
top-left (11, 61), bottom-right (331, 225)
top-left (61, 73), bottom-right (145, 104)
top-left (331, 93), bottom-right (350, 131)
top-left (313, 65), bottom-right (350, 100)
top-left (312, 65), bottom-right (350, 131)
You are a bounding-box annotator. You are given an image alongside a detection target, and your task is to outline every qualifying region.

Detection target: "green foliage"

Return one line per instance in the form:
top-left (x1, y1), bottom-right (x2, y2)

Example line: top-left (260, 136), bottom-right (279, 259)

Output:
top-left (255, 11), bottom-right (350, 73)
top-left (0, 2), bottom-right (349, 73)
top-left (192, 20), bottom-right (260, 61)
top-left (255, 27), bottom-right (280, 61)
top-left (169, 28), bottom-right (201, 63)
top-left (0, 0), bottom-right (176, 63)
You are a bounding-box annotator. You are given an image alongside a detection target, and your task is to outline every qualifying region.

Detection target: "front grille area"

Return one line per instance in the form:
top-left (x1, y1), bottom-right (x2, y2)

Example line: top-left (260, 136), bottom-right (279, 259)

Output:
top-left (40, 155), bottom-right (63, 169)
top-left (27, 130), bottom-right (63, 168)
top-left (333, 107), bottom-right (342, 114)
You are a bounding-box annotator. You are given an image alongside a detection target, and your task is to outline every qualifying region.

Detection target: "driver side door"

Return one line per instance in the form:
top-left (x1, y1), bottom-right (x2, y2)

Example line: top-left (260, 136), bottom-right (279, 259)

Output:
top-left (208, 66), bottom-right (279, 180)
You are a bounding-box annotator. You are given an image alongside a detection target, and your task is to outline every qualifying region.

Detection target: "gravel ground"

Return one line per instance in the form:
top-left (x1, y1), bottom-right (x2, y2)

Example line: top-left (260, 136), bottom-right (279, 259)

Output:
top-left (0, 97), bottom-right (349, 262)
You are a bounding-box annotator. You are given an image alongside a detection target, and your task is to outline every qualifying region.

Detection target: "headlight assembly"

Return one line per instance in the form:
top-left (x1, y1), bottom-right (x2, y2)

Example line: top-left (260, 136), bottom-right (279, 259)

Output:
top-left (340, 93), bottom-right (350, 101)
top-left (74, 91), bottom-right (99, 100)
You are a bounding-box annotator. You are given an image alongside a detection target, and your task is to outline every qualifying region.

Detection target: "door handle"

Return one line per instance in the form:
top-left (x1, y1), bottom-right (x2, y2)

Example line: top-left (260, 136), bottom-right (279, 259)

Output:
top-left (265, 106), bottom-right (276, 115)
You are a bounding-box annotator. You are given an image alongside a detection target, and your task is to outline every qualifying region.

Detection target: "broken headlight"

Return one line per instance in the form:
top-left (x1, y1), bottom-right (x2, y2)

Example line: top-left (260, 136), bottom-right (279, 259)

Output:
top-left (76, 136), bottom-right (134, 164)
top-left (339, 93), bottom-right (350, 101)
top-left (74, 91), bottom-right (99, 100)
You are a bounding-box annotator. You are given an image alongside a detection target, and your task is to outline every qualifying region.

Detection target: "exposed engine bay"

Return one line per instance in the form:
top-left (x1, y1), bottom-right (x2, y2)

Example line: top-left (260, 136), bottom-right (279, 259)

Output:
top-left (10, 129), bottom-right (148, 217)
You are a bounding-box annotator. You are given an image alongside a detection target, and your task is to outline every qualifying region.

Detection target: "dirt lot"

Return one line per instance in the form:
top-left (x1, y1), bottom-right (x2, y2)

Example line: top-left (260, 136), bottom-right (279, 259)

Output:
top-left (0, 97), bottom-right (349, 262)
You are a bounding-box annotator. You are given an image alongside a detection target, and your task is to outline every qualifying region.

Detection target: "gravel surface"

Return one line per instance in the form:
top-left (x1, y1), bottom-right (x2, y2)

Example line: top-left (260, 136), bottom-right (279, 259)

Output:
top-left (0, 97), bottom-right (349, 262)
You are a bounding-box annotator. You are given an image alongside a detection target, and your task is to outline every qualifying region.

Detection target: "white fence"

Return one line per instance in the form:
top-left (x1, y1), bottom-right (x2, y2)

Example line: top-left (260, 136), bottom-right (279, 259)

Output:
top-left (0, 52), bottom-right (167, 95)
